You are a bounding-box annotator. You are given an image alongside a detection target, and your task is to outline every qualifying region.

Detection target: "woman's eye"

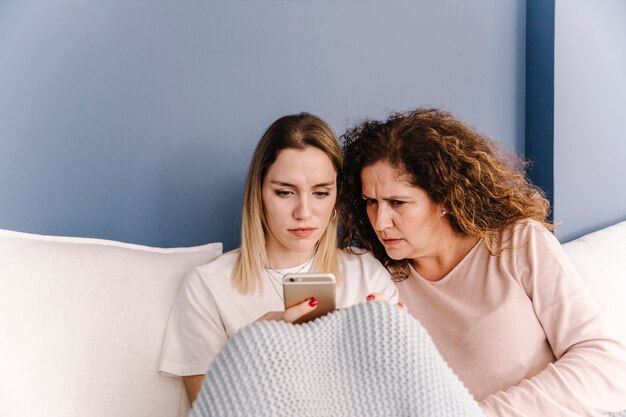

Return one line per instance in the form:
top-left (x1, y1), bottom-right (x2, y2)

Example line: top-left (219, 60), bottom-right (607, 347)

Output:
top-left (364, 198), bottom-right (377, 206)
top-left (275, 190), bottom-right (293, 197)
top-left (391, 200), bottom-right (407, 207)
top-left (313, 191), bottom-right (330, 198)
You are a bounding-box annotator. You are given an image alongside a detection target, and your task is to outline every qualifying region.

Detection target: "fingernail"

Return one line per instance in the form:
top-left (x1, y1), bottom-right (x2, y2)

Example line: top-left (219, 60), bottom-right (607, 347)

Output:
top-left (367, 294), bottom-right (376, 301)
top-left (398, 302), bottom-right (405, 308)
top-left (308, 297), bottom-right (318, 307)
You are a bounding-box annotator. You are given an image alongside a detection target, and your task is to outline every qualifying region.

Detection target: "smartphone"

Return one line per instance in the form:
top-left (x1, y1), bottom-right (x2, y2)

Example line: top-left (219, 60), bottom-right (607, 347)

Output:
top-left (283, 272), bottom-right (336, 324)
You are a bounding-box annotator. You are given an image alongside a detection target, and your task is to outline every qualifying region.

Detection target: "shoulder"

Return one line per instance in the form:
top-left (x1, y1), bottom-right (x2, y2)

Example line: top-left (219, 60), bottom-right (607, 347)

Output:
top-left (487, 219), bottom-right (566, 281)
top-left (336, 248), bottom-right (397, 302)
top-left (196, 250), bottom-right (238, 272)
top-left (190, 250), bottom-right (239, 286)
top-left (338, 248), bottom-right (381, 266)
top-left (511, 218), bottom-right (551, 233)
top-left (500, 219), bottom-right (575, 280)
top-left (500, 219), bottom-right (558, 250)
top-left (337, 248), bottom-right (388, 274)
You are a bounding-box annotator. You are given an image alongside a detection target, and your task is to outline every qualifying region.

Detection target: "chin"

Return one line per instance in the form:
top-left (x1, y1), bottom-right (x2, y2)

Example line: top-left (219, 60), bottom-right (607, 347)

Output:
top-left (385, 249), bottom-right (408, 260)
top-left (289, 241), bottom-right (318, 253)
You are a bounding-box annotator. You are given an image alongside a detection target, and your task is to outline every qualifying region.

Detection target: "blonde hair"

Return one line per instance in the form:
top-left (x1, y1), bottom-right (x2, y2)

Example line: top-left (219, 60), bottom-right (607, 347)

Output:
top-left (233, 113), bottom-right (343, 294)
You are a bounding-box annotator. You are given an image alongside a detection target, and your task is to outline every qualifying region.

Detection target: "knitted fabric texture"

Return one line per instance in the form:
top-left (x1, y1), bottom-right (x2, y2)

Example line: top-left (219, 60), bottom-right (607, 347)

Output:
top-left (191, 301), bottom-right (485, 417)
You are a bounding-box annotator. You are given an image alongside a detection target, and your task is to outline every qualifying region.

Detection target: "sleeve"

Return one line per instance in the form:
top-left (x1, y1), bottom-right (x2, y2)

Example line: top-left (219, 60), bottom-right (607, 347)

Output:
top-left (479, 223), bottom-right (626, 417)
top-left (158, 268), bottom-right (228, 377)
top-left (361, 251), bottom-right (399, 303)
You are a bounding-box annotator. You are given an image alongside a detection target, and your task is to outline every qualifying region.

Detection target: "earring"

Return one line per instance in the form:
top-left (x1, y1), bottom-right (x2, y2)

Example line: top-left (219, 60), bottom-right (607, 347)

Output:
top-left (330, 207), bottom-right (337, 220)
top-left (442, 209), bottom-right (447, 215)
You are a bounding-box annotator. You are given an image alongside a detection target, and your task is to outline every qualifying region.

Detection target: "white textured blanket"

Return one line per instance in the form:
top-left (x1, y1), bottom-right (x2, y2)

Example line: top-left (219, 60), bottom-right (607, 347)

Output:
top-left (191, 301), bottom-right (485, 417)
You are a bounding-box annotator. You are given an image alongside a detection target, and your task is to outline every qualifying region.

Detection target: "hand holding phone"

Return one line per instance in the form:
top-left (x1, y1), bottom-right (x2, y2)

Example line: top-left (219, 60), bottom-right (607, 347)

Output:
top-left (283, 273), bottom-right (336, 324)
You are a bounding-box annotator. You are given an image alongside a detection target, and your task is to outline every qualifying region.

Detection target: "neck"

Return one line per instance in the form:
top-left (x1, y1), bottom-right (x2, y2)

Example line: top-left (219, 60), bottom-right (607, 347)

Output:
top-left (411, 234), bottom-right (479, 282)
top-left (265, 245), bottom-right (315, 270)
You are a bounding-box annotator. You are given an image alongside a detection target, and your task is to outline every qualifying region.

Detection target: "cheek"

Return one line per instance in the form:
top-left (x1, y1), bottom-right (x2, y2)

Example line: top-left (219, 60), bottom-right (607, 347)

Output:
top-left (260, 190), bottom-right (273, 212)
top-left (263, 210), bottom-right (277, 232)
top-left (315, 197), bottom-right (335, 213)
top-left (365, 206), bottom-right (376, 225)
top-left (262, 197), bottom-right (282, 225)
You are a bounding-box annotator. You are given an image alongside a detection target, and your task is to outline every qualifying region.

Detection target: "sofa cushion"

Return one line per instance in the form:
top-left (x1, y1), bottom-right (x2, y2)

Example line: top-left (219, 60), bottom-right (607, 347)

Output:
top-left (562, 221), bottom-right (626, 343)
top-left (0, 229), bottom-right (222, 417)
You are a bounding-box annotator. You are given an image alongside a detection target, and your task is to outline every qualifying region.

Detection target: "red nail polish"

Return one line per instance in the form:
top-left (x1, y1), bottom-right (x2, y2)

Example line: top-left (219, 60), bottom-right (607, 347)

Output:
top-left (367, 294), bottom-right (376, 301)
top-left (308, 297), bottom-right (318, 307)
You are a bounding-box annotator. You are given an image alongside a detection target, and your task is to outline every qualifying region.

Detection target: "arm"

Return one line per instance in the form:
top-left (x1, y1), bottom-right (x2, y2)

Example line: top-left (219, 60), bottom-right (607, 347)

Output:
top-left (159, 269), bottom-right (229, 379)
top-left (479, 223), bottom-right (626, 416)
top-left (183, 375), bottom-right (205, 405)
top-left (172, 290), bottom-right (316, 405)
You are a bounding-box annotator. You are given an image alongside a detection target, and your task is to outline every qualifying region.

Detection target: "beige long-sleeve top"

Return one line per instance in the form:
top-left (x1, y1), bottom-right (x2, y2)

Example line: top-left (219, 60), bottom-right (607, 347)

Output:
top-left (397, 220), bottom-right (626, 417)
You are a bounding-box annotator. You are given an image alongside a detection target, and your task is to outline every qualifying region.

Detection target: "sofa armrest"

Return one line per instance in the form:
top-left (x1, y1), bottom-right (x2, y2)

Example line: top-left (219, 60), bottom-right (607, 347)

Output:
top-left (562, 221), bottom-right (626, 342)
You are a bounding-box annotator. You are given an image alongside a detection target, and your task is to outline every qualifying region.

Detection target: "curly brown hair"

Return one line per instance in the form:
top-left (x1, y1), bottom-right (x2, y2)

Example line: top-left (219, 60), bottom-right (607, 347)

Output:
top-left (339, 108), bottom-right (553, 280)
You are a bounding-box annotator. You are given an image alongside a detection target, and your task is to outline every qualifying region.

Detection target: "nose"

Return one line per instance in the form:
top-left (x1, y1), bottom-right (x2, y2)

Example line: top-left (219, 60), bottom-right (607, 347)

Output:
top-left (294, 195), bottom-right (312, 220)
top-left (372, 204), bottom-right (393, 231)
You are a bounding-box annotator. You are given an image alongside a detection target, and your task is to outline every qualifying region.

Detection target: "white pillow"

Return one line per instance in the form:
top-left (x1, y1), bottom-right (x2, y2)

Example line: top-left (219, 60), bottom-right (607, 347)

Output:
top-left (562, 221), bottom-right (626, 343)
top-left (0, 229), bottom-right (222, 417)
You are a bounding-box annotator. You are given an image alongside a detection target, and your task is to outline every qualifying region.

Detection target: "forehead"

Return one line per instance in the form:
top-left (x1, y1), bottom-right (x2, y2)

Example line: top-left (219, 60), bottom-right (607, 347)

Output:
top-left (361, 161), bottom-right (412, 183)
top-left (265, 147), bottom-right (336, 181)
top-left (361, 161), bottom-right (427, 196)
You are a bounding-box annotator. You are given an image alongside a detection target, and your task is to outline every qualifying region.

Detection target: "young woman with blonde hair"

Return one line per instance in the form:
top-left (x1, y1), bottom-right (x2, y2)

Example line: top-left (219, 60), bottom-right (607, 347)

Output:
top-left (159, 113), bottom-right (397, 404)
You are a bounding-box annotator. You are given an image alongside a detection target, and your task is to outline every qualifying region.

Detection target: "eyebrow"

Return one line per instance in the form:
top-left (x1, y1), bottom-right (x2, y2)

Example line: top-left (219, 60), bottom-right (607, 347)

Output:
top-left (362, 193), bottom-right (412, 200)
top-left (270, 180), bottom-right (336, 188)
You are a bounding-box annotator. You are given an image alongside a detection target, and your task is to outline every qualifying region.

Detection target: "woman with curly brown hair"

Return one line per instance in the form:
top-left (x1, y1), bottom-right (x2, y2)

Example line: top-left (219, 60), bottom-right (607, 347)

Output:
top-left (340, 108), bottom-right (626, 416)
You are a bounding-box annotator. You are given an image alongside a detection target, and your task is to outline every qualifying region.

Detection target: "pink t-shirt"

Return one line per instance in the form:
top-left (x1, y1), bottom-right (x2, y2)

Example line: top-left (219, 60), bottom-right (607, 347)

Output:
top-left (397, 220), bottom-right (626, 416)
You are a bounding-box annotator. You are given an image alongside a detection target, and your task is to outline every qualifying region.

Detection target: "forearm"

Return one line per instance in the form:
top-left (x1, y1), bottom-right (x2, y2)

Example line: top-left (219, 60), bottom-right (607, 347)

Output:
top-left (479, 339), bottom-right (626, 417)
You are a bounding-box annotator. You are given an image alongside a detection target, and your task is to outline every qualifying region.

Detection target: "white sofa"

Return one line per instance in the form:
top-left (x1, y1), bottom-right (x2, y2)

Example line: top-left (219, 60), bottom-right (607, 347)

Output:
top-left (1, 221), bottom-right (625, 417)
top-left (561, 221), bottom-right (626, 343)
top-left (0, 230), bottom-right (222, 417)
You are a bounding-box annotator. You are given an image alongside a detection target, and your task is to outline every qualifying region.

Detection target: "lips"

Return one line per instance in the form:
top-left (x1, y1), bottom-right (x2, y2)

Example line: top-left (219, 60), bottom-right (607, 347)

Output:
top-left (381, 237), bottom-right (403, 246)
top-left (289, 227), bottom-right (316, 238)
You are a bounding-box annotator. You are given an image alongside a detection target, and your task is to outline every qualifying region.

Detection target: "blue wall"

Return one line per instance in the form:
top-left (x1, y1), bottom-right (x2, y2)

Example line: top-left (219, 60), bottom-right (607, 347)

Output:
top-left (0, 1), bottom-right (525, 250)
top-left (553, 0), bottom-right (626, 241)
